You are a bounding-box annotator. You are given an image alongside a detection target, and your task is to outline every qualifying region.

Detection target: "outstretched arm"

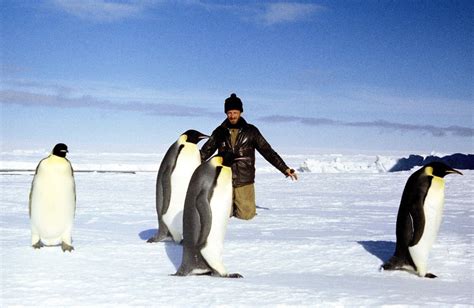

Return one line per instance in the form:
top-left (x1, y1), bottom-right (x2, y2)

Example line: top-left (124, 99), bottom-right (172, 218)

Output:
top-left (254, 127), bottom-right (297, 180)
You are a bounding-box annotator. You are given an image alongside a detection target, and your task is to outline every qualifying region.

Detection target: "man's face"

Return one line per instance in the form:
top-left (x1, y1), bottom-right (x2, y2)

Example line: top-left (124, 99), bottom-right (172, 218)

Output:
top-left (226, 110), bottom-right (241, 125)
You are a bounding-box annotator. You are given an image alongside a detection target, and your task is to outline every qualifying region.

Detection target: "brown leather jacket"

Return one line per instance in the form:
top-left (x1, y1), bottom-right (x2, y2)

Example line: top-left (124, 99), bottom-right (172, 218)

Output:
top-left (200, 117), bottom-right (289, 187)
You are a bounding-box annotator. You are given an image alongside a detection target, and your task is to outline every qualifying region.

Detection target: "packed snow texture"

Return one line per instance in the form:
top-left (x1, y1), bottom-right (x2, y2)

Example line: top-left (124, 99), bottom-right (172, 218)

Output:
top-left (1, 152), bottom-right (473, 306)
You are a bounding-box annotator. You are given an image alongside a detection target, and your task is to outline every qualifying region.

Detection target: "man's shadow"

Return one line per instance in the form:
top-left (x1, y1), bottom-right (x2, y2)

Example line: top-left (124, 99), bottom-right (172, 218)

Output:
top-left (357, 240), bottom-right (395, 263)
top-left (139, 229), bottom-right (182, 270)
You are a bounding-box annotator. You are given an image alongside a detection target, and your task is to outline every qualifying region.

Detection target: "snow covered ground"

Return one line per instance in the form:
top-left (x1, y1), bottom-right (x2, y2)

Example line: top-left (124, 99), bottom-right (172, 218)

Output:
top-left (1, 152), bottom-right (473, 306)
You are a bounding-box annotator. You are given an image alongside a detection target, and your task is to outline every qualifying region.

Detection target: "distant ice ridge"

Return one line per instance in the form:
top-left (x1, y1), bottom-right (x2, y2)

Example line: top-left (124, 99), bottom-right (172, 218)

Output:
top-left (388, 153), bottom-right (474, 172)
top-left (296, 155), bottom-right (397, 174)
top-left (1, 151), bottom-right (472, 174)
top-left (295, 153), bottom-right (474, 173)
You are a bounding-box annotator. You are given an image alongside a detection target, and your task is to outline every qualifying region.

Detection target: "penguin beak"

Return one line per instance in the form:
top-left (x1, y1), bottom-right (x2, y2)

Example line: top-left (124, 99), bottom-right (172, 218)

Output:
top-left (199, 134), bottom-right (210, 139)
top-left (447, 169), bottom-right (463, 176)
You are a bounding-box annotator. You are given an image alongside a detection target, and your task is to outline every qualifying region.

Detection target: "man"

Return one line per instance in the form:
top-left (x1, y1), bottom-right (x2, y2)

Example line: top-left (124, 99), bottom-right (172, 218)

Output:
top-left (200, 93), bottom-right (298, 220)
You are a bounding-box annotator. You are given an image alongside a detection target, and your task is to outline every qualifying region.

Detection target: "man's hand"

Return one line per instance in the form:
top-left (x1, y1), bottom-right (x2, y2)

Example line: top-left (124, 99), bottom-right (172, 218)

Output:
top-left (285, 168), bottom-right (298, 181)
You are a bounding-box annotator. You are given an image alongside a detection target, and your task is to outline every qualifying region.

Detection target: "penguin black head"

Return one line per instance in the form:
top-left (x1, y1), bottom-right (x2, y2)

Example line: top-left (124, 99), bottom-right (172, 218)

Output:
top-left (182, 130), bottom-right (209, 144)
top-left (52, 143), bottom-right (69, 158)
top-left (424, 161), bottom-right (463, 177)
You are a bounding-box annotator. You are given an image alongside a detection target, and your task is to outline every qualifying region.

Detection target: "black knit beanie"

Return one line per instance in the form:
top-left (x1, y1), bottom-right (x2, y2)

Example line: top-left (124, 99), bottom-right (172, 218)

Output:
top-left (224, 93), bottom-right (243, 113)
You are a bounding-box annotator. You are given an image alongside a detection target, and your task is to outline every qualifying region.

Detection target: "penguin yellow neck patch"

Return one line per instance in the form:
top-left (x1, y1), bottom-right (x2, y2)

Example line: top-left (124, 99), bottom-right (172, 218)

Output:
top-left (178, 134), bottom-right (188, 144)
top-left (424, 167), bottom-right (434, 176)
top-left (211, 156), bottom-right (224, 167)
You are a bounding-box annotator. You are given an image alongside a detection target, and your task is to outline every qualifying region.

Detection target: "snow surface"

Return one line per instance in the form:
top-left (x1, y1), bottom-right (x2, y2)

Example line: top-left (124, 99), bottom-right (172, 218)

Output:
top-left (1, 152), bottom-right (473, 306)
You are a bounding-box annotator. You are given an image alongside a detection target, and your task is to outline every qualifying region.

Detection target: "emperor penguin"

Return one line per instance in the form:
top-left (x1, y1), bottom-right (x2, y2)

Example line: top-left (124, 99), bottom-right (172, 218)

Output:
top-left (147, 130), bottom-right (209, 243)
top-left (29, 143), bottom-right (76, 252)
top-left (381, 161), bottom-right (462, 278)
top-left (175, 152), bottom-right (242, 278)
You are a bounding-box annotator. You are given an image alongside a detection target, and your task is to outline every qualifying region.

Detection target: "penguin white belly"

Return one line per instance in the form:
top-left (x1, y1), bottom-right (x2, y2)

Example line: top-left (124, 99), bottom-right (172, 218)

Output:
top-left (163, 144), bottom-right (200, 242)
top-left (30, 157), bottom-right (75, 246)
top-left (409, 177), bottom-right (445, 276)
top-left (200, 167), bottom-right (233, 276)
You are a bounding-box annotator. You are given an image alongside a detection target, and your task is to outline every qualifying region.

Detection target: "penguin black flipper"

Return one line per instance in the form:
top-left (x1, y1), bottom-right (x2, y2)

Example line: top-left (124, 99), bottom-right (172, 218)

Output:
top-left (161, 144), bottom-right (184, 215)
top-left (409, 201), bottom-right (426, 247)
top-left (408, 176), bottom-right (432, 247)
top-left (195, 189), bottom-right (213, 248)
top-left (181, 188), bottom-right (203, 247)
top-left (148, 143), bottom-right (182, 243)
top-left (147, 163), bottom-right (171, 242)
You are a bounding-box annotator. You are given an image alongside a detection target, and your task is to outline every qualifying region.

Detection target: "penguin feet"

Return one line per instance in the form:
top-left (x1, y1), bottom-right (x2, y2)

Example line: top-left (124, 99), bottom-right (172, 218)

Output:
top-left (380, 261), bottom-right (397, 271)
top-left (173, 270), bottom-right (242, 278)
top-left (61, 242), bottom-right (74, 252)
top-left (381, 256), bottom-right (405, 271)
top-left (424, 273), bottom-right (437, 279)
top-left (146, 231), bottom-right (170, 243)
top-left (146, 234), bottom-right (165, 243)
top-left (172, 268), bottom-right (212, 277)
top-left (171, 268), bottom-right (188, 276)
top-left (32, 241), bottom-right (44, 249)
top-left (146, 236), bottom-right (159, 243)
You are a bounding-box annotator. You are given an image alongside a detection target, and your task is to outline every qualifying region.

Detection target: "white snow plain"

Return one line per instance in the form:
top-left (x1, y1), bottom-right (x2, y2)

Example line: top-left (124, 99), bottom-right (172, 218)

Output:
top-left (1, 152), bottom-right (473, 306)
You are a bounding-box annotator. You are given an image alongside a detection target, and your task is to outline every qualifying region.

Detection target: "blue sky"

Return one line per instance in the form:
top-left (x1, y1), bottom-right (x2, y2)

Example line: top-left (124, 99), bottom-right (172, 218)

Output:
top-left (1, 0), bottom-right (472, 154)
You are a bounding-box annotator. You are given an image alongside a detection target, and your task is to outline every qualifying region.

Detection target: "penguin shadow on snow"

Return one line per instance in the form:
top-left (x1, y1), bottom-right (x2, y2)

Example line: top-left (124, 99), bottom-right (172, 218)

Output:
top-left (138, 228), bottom-right (182, 270)
top-left (163, 242), bottom-right (182, 270)
top-left (138, 229), bottom-right (157, 241)
top-left (357, 240), bottom-right (395, 263)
